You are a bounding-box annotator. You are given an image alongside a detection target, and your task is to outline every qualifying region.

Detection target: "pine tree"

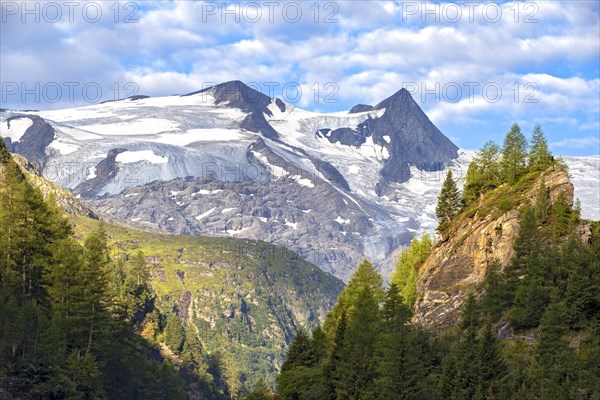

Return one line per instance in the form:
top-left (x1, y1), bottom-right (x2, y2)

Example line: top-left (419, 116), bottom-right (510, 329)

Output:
top-left (436, 170), bottom-right (461, 233)
top-left (463, 141), bottom-right (501, 206)
top-left (164, 314), bottom-right (185, 354)
top-left (534, 177), bottom-right (551, 224)
top-left (480, 261), bottom-right (512, 321)
top-left (181, 324), bottom-right (208, 375)
top-left (280, 327), bottom-right (313, 373)
top-left (333, 287), bottom-right (381, 400)
top-left (529, 124), bottom-right (553, 171)
top-left (80, 227), bottom-right (112, 353)
top-left (552, 192), bottom-right (570, 238)
top-left (246, 378), bottom-right (271, 400)
top-left (375, 284), bottom-right (421, 399)
top-left (463, 161), bottom-right (481, 207)
top-left (532, 302), bottom-right (575, 398)
top-left (309, 325), bottom-right (329, 366)
top-left (442, 293), bottom-right (481, 398)
top-left (323, 309), bottom-right (347, 400)
top-left (513, 206), bottom-right (539, 258)
top-left (500, 123), bottom-right (528, 184)
top-left (475, 325), bottom-right (507, 397)
top-left (128, 250), bottom-right (150, 292)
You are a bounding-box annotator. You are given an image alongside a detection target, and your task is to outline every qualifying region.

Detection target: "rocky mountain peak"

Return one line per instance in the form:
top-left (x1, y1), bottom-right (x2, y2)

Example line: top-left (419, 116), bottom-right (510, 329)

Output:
top-left (373, 87), bottom-right (414, 110)
top-left (188, 80), bottom-right (282, 139)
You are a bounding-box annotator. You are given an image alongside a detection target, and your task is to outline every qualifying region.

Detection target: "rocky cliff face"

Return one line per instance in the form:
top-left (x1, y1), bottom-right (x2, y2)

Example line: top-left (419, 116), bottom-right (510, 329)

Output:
top-left (414, 167), bottom-right (574, 329)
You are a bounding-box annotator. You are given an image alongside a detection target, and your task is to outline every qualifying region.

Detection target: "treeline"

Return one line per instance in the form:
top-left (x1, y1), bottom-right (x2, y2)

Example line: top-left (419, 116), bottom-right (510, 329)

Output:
top-left (436, 122), bottom-right (557, 233)
top-left (261, 123), bottom-right (600, 399)
top-left (266, 197), bottom-right (600, 400)
top-left (0, 140), bottom-right (227, 399)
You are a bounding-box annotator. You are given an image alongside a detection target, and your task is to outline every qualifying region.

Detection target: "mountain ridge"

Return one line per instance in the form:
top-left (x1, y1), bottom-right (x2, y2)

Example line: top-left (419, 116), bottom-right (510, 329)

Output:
top-left (1, 81), bottom-right (598, 281)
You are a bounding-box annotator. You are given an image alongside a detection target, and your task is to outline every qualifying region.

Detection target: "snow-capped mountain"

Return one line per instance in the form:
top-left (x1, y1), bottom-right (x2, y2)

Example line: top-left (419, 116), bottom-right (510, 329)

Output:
top-left (1, 81), bottom-right (598, 280)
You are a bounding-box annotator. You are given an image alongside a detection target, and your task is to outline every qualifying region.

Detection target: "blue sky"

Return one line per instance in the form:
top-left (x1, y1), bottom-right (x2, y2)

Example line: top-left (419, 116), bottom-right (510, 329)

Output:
top-left (1, 1), bottom-right (599, 155)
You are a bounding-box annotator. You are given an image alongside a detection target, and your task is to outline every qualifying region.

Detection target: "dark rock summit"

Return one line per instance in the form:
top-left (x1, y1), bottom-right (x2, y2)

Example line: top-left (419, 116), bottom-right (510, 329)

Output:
top-left (319, 88), bottom-right (459, 191)
top-left (349, 104), bottom-right (375, 114)
top-left (4, 115), bottom-right (55, 171)
top-left (187, 80), bottom-right (282, 139)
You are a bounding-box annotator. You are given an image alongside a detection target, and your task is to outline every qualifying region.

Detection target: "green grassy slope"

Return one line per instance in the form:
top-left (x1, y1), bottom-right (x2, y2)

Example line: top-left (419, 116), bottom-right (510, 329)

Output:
top-left (69, 215), bottom-right (344, 392)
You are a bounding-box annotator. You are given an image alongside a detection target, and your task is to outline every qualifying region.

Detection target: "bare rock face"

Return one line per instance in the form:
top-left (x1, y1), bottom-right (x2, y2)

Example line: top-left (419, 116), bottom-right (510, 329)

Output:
top-left (414, 209), bottom-right (520, 329)
top-left (414, 168), bottom-right (573, 329)
top-left (526, 165), bottom-right (574, 207)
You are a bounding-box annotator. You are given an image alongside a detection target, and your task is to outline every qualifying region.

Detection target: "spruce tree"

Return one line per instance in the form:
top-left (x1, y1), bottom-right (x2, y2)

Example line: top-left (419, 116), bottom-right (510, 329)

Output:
top-left (164, 314), bottom-right (185, 354)
top-left (436, 170), bottom-right (461, 233)
top-left (375, 284), bottom-right (421, 399)
top-left (513, 206), bottom-right (539, 258)
top-left (333, 287), bottom-right (381, 400)
top-left (246, 378), bottom-right (271, 400)
top-left (475, 325), bottom-right (507, 397)
top-left (500, 123), bottom-right (528, 184)
top-left (534, 177), bottom-right (551, 224)
top-left (463, 161), bottom-right (481, 207)
top-left (533, 302), bottom-right (574, 398)
top-left (280, 328), bottom-right (313, 372)
top-left (529, 124), bottom-right (553, 171)
top-left (552, 192), bottom-right (570, 238)
top-left (80, 227), bottom-right (112, 353)
top-left (323, 310), bottom-right (347, 400)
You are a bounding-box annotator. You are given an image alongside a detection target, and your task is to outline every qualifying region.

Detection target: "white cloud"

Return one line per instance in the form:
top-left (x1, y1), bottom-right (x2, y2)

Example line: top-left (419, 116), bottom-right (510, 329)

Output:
top-left (0, 0), bottom-right (597, 155)
top-left (550, 136), bottom-right (600, 149)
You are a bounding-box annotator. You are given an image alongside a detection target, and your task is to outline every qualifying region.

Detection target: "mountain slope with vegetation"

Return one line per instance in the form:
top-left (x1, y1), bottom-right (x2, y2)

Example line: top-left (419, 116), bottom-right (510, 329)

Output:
top-left (270, 123), bottom-right (600, 399)
top-left (0, 139), bottom-right (187, 399)
top-left (0, 140), bottom-right (344, 398)
top-left (68, 215), bottom-right (344, 395)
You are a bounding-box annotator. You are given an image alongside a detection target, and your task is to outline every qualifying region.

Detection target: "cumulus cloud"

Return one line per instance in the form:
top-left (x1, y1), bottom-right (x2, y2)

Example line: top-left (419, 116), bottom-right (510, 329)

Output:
top-left (0, 0), bottom-right (598, 154)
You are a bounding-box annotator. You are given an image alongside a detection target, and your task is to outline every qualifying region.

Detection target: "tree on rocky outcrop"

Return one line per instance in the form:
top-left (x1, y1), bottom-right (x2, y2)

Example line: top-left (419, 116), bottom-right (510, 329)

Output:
top-left (463, 140), bottom-right (501, 206)
top-left (436, 170), bottom-right (461, 233)
top-left (528, 124), bottom-right (553, 171)
top-left (500, 123), bottom-right (528, 184)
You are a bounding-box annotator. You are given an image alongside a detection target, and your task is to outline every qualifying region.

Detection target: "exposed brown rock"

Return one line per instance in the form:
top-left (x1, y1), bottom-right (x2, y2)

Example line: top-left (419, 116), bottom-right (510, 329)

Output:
top-left (414, 168), bottom-right (574, 329)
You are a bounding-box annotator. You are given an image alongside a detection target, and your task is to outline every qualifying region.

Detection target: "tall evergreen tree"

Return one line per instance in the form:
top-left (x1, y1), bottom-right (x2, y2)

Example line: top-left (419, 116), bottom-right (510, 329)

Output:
top-left (333, 286), bottom-right (381, 400)
top-left (534, 177), bottom-right (551, 224)
top-left (164, 314), bottom-right (185, 354)
top-left (551, 192), bottom-right (570, 238)
top-left (375, 284), bottom-right (422, 400)
top-left (528, 124), bottom-right (553, 171)
top-left (436, 170), bottom-right (461, 233)
top-left (280, 328), bottom-right (313, 373)
top-left (500, 123), bottom-right (528, 184)
top-left (463, 140), bottom-right (501, 206)
top-left (345, 259), bottom-right (385, 306)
